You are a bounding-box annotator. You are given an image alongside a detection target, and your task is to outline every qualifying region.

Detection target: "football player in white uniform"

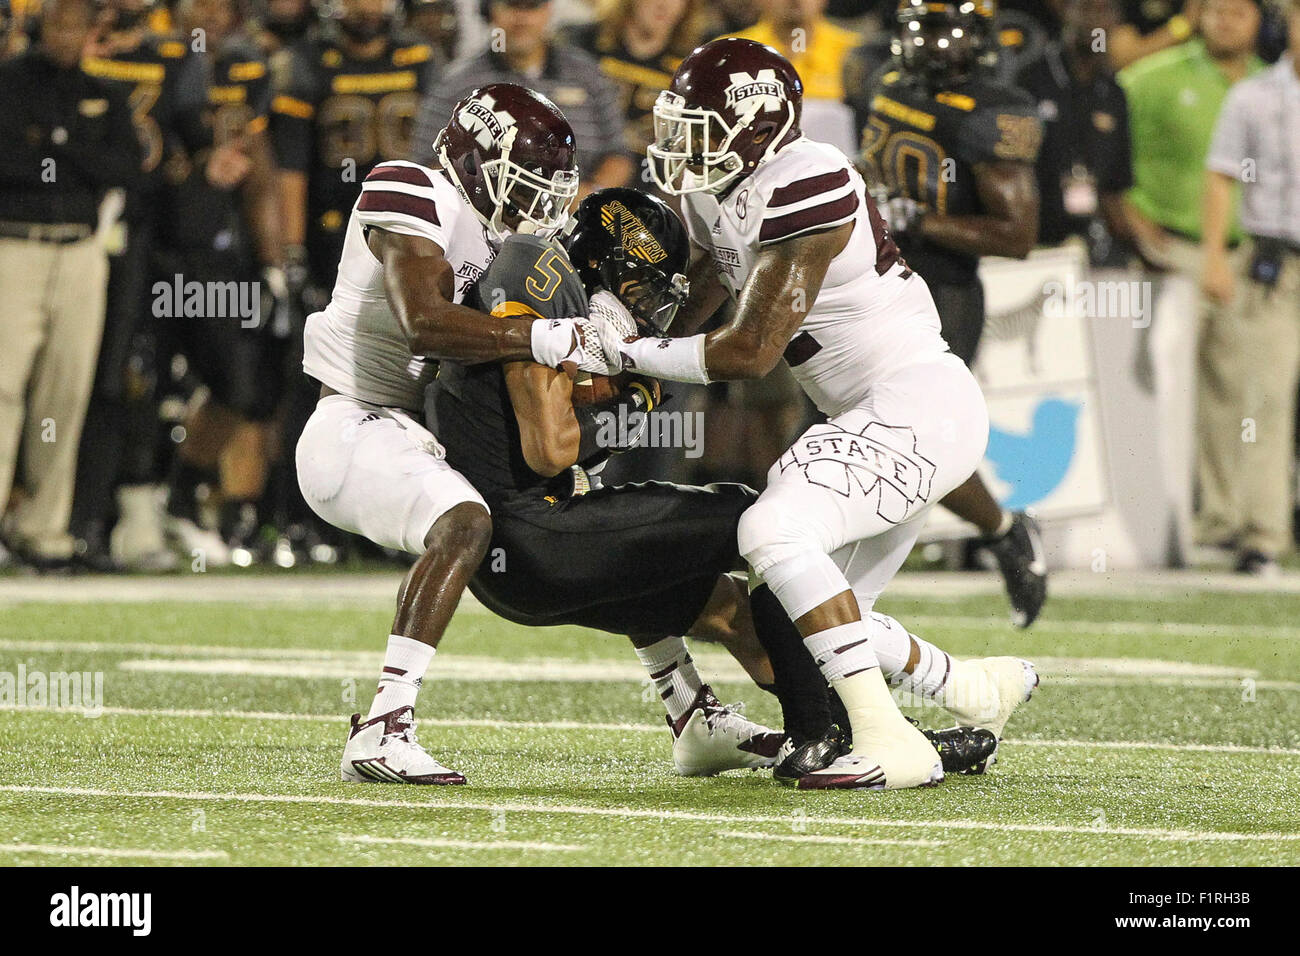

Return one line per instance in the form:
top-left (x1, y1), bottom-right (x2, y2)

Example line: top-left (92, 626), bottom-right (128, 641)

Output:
top-left (619, 38), bottom-right (1038, 790)
top-left (295, 83), bottom-right (624, 785)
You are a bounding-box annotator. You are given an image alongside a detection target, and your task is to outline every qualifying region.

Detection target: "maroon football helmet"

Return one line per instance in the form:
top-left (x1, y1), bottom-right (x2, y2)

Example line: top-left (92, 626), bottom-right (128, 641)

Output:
top-left (648, 37), bottom-right (803, 196)
top-left (433, 83), bottom-right (579, 239)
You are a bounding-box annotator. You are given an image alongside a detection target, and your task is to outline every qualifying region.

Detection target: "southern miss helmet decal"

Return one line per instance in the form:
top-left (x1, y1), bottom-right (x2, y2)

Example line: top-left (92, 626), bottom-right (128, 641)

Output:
top-left (600, 201), bottom-right (669, 266)
top-left (567, 188), bottom-right (689, 333)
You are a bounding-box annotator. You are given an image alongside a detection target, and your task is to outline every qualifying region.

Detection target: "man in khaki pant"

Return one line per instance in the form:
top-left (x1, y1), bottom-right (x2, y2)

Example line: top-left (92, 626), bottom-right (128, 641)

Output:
top-left (1201, 0), bottom-right (1300, 575)
top-left (0, 0), bottom-right (141, 566)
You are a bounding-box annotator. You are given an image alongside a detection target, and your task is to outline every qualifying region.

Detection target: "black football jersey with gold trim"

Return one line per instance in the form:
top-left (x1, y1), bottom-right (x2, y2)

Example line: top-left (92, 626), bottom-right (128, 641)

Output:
top-left (433, 234), bottom-right (589, 501)
top-left (861, 71), bottom-right (1042, 285)
top-left (270, 30), bottom-right (432, 282)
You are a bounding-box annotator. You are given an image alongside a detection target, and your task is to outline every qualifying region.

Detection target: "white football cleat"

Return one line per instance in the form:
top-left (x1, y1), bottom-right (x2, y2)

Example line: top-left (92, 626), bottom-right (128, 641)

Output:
top-left (112, 484), bottom-right (179, 571)
top-left (798, 713), bottom-right (943, 791)
top-left (669, 685), bottom-right (786, 777)
top-left (340, 706), bottom-right (466, 785)
top-left (942, 656), bottom-right (1039, 739)
top-left (165, 514), bottom-right (231, 568)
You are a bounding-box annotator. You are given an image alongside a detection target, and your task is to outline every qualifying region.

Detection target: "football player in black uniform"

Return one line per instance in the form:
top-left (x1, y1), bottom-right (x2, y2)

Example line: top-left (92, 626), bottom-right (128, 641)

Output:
top-left (71, 0), bottom-right (190, 571)
top-left (269, 0), bottom-right (433, 563)
top-left (158, 0), bottom-right (288, 566)
top-left (430, 188), bottom-right (998, 780)
top-left (860, 0), bottom-right (1048, 627)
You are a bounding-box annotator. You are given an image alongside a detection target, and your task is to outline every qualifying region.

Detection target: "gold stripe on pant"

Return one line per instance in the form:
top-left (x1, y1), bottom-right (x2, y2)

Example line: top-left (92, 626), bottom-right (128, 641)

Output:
top-left (0, 235), bottom-right (109, 559)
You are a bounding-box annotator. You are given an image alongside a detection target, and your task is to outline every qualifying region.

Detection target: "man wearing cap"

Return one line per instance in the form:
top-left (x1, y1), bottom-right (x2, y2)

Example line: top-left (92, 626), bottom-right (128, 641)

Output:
top-left (0, 0), bottom-right (142, 569)
top-left (409, 0), bottom-right (632, 196)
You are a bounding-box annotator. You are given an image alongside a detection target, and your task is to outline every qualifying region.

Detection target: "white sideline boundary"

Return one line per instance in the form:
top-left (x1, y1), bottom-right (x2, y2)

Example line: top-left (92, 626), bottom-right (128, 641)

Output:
top-left (2, 784), bottom-right (1297, 843)
top-left (3, 703), bottom-right (1298, 756)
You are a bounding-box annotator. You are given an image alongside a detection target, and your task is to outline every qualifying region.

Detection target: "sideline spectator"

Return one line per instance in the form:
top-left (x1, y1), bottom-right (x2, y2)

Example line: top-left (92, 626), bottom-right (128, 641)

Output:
top-left (566, 0), bottom-right (709, 162)
top-left (1199, 0), bottom-right (1300, 574)
top-left (411, 0), bottom-right (632, 195)
top-left (730, 0), bottom-right (860, 153)
top-left (0, 0), bottom-right (141, 569)
top-left (1110, 0), bottom-right (1201, 69)
top-left (1119, 0), bottom-right (1264, 561)
top-left (1016, 0), bottom-right (1136, 265)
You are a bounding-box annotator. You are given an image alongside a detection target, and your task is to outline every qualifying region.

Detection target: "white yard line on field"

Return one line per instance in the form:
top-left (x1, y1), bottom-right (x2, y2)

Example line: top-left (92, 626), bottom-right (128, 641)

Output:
top-left (340, 834), bottom-right (584, 852)
top-left (0, 842), bottom-right (227, 860)
top-left (717, 830), bottom-right (946, 848)
top-left (6, 568), bottom-right (1300, 606)
top-left (2, 784), bottom-right (1297, 843)
top-left (3, 703), bottom-right (1299, 756)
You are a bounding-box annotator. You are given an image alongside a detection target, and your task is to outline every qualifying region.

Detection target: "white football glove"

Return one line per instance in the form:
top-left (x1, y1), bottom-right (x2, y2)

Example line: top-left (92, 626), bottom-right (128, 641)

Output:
top-left (586, 290), bottom-right (639, 341)
top-left (879, 195), bottom-right (925, 237)
top-left (529, 316), bottom-right (624, 375)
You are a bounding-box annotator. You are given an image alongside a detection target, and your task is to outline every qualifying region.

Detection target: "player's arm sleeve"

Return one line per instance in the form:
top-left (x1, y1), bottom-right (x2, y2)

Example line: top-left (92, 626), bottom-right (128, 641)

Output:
top-left (475, 235), bottom-right (589, 321)
top-left (269, 49), bottom-right (316, 172)
top-left (758, 163), bottom-right (861, 245)
top-left (1205, 85), bottom-right (1250, 178)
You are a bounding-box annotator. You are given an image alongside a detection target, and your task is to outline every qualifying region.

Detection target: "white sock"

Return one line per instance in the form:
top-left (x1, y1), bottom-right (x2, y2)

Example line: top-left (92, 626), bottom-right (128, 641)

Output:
top-left (635, 636), bottom-right (702, 722)
top-left (366, 634), bottom-right (435, 720)
top-left (830, 665), bottom-right (905, 750)
top-left (802, 620), bottom-right (879, 682)
top-left (868, 612), bottom-right (953, 698)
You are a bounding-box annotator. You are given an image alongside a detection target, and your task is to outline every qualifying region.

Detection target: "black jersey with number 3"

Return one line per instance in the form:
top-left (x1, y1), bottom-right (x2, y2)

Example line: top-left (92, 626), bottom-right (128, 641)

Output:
top-left (432, 234), bottom-right (589, 504)
top-left (861, 70), bottom-right (1042, 285)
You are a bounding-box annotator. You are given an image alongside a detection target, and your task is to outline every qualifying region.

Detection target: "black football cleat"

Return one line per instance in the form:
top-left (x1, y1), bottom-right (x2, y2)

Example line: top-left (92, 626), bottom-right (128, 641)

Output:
top-left (773, 725), bottom-right (850, 785)
top-left (985, 511), bottom-right (1047, 629)
top-left (910, 718), bottom-right (1000, 775)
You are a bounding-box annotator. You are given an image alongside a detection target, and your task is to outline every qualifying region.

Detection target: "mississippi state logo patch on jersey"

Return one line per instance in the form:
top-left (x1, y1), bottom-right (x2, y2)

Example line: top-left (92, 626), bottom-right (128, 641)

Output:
top-left (724, 70), bottom-right (787, 114)
top-left (778, 420), bottom-right (937, 524)
top-left (459, 93), bottom-right (517, 149)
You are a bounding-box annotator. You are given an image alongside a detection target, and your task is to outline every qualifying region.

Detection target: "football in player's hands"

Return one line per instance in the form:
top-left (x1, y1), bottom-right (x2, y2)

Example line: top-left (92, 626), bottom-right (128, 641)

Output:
top-left (572, 371), bottom-right (630, 407)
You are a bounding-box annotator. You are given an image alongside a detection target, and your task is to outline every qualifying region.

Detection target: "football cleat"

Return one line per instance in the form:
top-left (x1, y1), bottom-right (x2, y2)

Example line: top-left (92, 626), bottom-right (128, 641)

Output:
top-left (910, 718), bottom-right (1000, 775)
top-left (985, 511), bottom-right (1047, 628)
top-left (944, 656), bottom-right (1039, 741)
top-left (669, 685), bottom-right (786, 776)
top-left (340, 706), bottom-right (466, 785)
top-left (773, 725), bottom-right (850, 785)
top-left (798, 688), bottom-right (944, 792)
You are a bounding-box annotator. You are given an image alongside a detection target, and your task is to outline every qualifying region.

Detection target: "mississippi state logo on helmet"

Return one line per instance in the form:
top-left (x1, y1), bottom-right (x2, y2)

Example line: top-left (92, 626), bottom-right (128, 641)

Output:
top-left (564, 188), bottom-right (689, 334)
top-left (647, 37), bottom-right (802, 196)
top-left (433, 83), bottom-right (579, 240)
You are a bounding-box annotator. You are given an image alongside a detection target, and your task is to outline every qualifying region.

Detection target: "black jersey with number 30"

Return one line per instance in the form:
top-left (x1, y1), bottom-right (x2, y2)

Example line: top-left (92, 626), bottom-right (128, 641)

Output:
top-left (861, 70), bottom-right (1042, 285)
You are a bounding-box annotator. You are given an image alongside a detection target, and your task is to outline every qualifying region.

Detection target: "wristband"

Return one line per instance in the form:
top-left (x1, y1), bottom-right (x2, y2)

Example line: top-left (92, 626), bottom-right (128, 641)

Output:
top-left (620, 334), bottom-right (710, 385)
top-left (530, 318), bottom-right (577, 369)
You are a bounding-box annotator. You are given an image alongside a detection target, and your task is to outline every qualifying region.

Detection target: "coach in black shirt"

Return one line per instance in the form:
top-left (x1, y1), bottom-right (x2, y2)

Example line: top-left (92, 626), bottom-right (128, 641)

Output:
top-left (1015, 0), bottom-right (1136, 265)
top-left (0, 0), bottom-right (141, 567)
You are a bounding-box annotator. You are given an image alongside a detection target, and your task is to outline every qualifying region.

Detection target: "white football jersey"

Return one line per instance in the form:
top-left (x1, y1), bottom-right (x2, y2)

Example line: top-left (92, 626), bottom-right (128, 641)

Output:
top-left (303, 160), bottom-right (496, 411)
top-left (681, 137), bottom-right (950, 417)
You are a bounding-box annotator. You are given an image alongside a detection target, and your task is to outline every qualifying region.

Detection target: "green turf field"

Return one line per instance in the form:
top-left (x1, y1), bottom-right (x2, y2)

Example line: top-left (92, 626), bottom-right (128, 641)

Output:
top-left (2, 574), bottom-right (1299, 866)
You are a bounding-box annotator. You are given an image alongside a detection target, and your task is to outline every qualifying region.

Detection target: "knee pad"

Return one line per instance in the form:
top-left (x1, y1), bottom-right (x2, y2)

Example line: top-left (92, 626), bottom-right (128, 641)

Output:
top-left (737, 496), bottom-right (827, 576)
